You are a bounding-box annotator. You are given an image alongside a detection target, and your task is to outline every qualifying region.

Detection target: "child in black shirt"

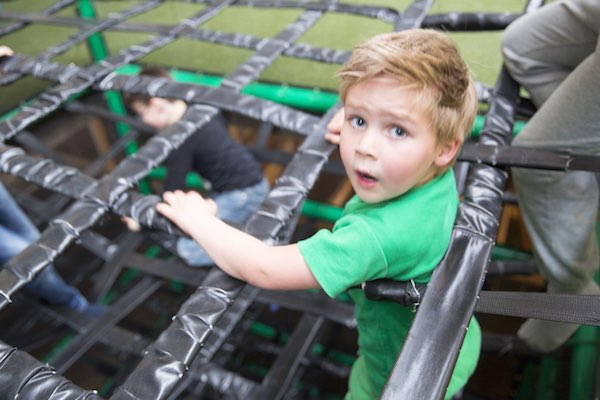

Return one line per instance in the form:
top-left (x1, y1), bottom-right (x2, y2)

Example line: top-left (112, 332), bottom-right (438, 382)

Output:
top-left (124, 67), bottom-right (268, 267)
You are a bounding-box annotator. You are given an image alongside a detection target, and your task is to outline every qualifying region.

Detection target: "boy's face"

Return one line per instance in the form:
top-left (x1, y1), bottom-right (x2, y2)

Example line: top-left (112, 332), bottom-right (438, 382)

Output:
top-left (339, 76), bottom-right (457, 203)
top-left (131, 97), bottom-right (186, 131)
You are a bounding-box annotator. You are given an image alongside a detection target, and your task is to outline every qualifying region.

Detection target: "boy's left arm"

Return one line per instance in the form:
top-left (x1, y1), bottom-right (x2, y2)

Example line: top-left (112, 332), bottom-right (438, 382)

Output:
top-left (157, 190), bottom-right (319, 291)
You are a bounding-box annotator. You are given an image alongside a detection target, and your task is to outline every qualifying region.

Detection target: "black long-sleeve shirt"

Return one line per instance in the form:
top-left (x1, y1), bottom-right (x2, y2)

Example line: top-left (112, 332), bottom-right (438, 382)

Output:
top-left (163, 114), bottom-right (263, 193)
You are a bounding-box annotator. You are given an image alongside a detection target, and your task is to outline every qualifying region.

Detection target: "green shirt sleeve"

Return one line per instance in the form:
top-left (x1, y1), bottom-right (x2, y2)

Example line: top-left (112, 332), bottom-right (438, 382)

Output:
top-left (298, 215), bottom-right (388, 298)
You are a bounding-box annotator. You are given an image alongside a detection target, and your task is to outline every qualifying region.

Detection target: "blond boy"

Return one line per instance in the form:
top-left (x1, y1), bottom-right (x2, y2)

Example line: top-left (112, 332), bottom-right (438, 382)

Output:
top-left (157, 29), bottom-right (481, 399)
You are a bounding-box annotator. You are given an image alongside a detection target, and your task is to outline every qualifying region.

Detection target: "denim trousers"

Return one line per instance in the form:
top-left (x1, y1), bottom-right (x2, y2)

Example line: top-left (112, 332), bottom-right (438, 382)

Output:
top-left (176, 178), bottom-right (270, 267)
top-left (502, 0), bottom-right (600, 293)
top-left (0, 182), bottom-right (88, 309)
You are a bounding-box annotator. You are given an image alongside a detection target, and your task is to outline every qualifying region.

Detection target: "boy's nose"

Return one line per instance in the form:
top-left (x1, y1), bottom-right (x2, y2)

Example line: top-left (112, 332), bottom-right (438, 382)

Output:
top-left (355, 130), bottom-right (378, 158)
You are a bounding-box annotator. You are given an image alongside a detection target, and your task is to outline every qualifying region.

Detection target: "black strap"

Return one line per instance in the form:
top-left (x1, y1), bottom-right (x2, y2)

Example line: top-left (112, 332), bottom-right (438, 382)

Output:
top-left (362, 280), bottom-right (600, 326)
top-left (476, 290), bottom-right (600, 326)
top-left (459, 143), bottom-right (600, 173)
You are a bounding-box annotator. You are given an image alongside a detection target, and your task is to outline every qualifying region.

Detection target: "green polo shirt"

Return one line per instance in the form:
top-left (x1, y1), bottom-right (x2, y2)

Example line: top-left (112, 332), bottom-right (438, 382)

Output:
top-left (299, 170), bottom-right (481, 399)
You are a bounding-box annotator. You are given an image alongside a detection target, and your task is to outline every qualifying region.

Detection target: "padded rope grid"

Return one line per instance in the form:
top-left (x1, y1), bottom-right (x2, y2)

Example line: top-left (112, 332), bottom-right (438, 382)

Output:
top-left (0, 11), bottom-right (346, 394)
top-left (108, 2), bottom-right (435, 399)
top-left (0, 1), bottom-right (241, 290)
top-left (0, 0), bottom-right (344, 398)
top-left (0, 100), bottom-right (213, 307)
top-left (0, 2), bottom-right (536, 400)
top-left (0, 0), bottom-right (592, 398)
top-left (0, 1), bottom-right (440, 398)
top-left (108, 7), bottom-right (347, 400)
top-left (0, 340), bottom-right (102, 400)
top-left (423, 12), bottom-right (520, 30)
top-left (11, 292), bottom-right (153, 357)
top-left (0, 277), bottom-right (161, 398)
top-left (98, 74), bottom-right (321, 136)
top-left (0, 0), bottom-right (237, 139)
top-left (164, 0), bottom-right (402, 23)
top-left (0, 5), bottom-right (524, 69)
top-left (0, 0), bottom-right (162, 85)
top-left (0, 10), bottom-right (243, 389)
top-left (0, 0), bottom-right (76, 36)
top-left (3, 121), bottom-right (150, 266)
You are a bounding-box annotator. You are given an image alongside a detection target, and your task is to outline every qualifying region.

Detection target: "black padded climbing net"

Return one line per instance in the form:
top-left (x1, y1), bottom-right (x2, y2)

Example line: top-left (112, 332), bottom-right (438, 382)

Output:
top-left (1, 1), bottom-right (599, 399)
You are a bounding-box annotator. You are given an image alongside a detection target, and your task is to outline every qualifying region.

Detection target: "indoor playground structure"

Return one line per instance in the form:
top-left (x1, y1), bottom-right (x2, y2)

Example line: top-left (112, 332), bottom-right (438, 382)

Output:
top-left (1, 0), bottom-right (599, 399)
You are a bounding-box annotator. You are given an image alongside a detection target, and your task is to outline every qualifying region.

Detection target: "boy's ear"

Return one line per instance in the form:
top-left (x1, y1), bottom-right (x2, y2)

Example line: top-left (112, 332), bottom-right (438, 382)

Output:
top-left (434, 138), bottom-right (461, 168)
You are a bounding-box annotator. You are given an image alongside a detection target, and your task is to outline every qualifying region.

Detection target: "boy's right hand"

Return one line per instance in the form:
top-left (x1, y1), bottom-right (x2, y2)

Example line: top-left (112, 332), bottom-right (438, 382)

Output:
top-left (325, 108), bottom-right (344, 145)
top-left (156, 190), bottom-right (217, 236)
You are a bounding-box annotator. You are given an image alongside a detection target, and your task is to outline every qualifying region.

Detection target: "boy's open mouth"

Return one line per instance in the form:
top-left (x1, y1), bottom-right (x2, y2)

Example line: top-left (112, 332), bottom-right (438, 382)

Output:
top-left (357, 171), bottom-right (377, 183)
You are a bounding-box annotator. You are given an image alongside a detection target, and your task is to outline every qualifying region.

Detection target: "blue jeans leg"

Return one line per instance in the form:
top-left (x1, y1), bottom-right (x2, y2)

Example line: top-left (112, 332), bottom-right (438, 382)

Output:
top-left (0, 182), bottom-right (40, 247)
top-left (0, 226), bottom-right (88, 309)
top-left (0, 182), bottom-right (92, 311)
top-left (176, 178), bottom-right (270, 267)
top-left (25, 265), bottom-right (88, 308)
top-left (25, 268), bottom-right (107, 317)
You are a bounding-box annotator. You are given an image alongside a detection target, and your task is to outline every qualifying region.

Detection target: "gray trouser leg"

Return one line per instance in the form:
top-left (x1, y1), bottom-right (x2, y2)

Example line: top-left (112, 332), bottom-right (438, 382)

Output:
top-left (502, 0), bottom-right (600, 351)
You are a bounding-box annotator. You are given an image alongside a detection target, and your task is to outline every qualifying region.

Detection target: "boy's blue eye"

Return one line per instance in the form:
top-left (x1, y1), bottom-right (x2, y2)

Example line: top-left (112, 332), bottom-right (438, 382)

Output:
top-left (390, 126), bottom-right (407, 137)
top-left (350, 116), bottom-right (365, 128)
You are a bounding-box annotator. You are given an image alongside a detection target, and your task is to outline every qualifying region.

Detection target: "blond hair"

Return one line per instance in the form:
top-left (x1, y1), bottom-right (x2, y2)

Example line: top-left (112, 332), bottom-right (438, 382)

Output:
top-left (339, 29), bottom-right (477, 164)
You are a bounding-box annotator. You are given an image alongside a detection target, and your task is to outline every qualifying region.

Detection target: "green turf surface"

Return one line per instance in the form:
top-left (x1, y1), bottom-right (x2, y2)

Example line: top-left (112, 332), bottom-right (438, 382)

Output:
top-left (0, 0), bottom-right (528, 114)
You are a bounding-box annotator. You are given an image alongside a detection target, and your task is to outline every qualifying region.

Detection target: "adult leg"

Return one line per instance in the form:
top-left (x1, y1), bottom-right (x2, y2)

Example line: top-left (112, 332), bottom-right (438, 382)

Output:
top-left (503, 0), bottom-right (600, 351)
top-left (502, 0), bottom-right (599, 107)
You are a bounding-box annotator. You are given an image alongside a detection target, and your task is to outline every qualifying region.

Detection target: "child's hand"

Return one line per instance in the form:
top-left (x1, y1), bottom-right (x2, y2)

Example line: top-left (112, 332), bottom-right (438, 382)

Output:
top-left (156, 190), bottom-right (216, 235)
top-left (204, 198), bottom-right (218, 215)
top-left (325, 108), bottom-right (344, 145)
top-left (0, 46), bottom-right (14, 58)
top-left (122, 216), bottom-right (141, 232)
